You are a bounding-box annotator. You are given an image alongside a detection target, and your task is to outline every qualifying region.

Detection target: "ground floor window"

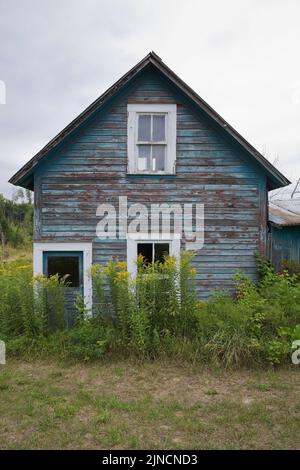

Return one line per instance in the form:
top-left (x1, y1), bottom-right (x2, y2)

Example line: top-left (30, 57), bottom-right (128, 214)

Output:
top-left (137, 242), bottom-right (170, 265)
top-left (127, 236), bottom-right (180, 276)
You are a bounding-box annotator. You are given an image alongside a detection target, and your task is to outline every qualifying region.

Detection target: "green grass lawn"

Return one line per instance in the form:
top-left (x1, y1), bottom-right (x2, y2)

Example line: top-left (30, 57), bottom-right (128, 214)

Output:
top-left (0, 360), bottom-right (299, 449)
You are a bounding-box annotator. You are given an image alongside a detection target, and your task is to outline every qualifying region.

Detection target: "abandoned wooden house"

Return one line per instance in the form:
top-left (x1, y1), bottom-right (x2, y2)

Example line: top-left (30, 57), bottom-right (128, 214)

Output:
top-left (9, 52), bottom-right (290, 310)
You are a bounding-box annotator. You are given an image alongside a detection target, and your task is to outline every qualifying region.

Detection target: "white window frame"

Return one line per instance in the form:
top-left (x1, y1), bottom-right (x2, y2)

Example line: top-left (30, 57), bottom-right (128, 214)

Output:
top-left (127, 104), bottom-right (177, 174)
top-left (33, 242), bottom-right (93, 313)
top-left (126, 234), bottom-right (180, 277)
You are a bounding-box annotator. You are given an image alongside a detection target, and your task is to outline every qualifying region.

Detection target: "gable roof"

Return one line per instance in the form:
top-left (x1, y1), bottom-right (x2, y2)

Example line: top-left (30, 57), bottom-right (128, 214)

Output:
top-left (9, 51), bottom-right (290, 190)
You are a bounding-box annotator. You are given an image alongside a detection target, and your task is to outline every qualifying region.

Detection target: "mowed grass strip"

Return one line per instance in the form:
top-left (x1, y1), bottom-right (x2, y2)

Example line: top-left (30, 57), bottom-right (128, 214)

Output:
top-left (0, 360), bottom-right (299, 449)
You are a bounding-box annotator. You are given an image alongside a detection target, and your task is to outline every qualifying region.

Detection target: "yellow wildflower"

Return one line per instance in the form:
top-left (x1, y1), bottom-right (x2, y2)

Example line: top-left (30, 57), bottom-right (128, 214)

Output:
top-left (116, 261), bottom-right (127, 270)
top-left (163, 256), bottom-right (176, 268)
top-left (116, 271), bottom-right (129, 281)
top-left (91, 264), bottom-right (102, 276)
top-left (197, 301), bottom-right (205, 310)
top-left (16, 265), bottom-right (32, 270)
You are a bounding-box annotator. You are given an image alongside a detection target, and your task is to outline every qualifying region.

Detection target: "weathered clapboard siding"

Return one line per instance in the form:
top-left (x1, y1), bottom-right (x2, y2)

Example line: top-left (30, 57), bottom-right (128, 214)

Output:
top-left (34, 67), bottom-right (267, 298)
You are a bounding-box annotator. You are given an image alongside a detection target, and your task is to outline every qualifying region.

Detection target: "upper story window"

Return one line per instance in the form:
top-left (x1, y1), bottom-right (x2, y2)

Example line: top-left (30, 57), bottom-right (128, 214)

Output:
top-left (127, 104), bottom-right (176, 174)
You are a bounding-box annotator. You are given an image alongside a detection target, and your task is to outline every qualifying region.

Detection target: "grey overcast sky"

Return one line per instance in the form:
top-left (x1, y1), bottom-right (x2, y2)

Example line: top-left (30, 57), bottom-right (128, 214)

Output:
top-left (0, 0), bottom-right (300, 197)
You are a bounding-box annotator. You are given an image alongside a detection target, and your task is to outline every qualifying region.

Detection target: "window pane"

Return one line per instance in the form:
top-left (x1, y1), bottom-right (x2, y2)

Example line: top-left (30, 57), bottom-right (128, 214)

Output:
top-left (137, 243), bottom-right (153, 265)
top-left (47, 256), bottom-right (80, 287)
top-left (154, 243), bottom-right (169, 263)
top-left (152, 145), bottom-right (165, 171)
top-left (138, 145), bottom-right (151, 171)
top-left (138, 115), bottom-right (151, 141)
top-left (153, 115), bottom-right (165, 141)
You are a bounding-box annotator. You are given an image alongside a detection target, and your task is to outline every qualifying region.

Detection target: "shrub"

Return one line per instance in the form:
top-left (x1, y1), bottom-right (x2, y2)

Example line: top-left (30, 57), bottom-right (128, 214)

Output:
top-left (64, 320), bottom-right (109, 360)
top-left (6, 321), bottom-right (109, 361)
top-left (0, 260), bottom-right (35, 338)
top-left (91, 251), bottom-right (199, 357)
top-left (195, 291), bottom-right (260, 366)
top-left (0, 259), bottom-right (69, 339)
top-left (2, 252), bottom-right (300, 366)
top-left (278, 259), bottom-right (300, 277)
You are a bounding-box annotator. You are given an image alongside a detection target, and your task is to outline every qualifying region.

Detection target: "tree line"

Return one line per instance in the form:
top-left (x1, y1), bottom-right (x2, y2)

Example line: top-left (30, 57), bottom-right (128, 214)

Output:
top-left (0, 189), bottom-right (33, 252)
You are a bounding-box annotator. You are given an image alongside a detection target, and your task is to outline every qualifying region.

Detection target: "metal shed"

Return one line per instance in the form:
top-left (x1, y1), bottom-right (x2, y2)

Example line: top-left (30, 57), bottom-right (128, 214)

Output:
top-left (268, 200), bottom-right (300, 269)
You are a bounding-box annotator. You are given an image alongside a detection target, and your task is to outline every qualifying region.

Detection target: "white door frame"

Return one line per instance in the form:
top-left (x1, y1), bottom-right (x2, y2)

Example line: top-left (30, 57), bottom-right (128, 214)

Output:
top-left (33, 242), bottom-right (93, 311)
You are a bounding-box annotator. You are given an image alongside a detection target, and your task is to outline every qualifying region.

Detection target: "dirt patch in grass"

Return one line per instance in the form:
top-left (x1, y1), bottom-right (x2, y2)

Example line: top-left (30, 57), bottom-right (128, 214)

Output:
top-left (0, 359), bottom-right (299, 449)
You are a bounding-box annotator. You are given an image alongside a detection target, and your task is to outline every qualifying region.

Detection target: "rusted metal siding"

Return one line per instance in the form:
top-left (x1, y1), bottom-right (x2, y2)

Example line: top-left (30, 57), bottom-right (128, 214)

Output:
top-left (34, 68), bottom-right (267, 298)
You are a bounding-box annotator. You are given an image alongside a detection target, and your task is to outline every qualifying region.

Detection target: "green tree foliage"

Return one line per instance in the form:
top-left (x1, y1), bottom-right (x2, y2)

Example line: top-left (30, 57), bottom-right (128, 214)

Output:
top-left (0, 193), bottom-right (33, 249)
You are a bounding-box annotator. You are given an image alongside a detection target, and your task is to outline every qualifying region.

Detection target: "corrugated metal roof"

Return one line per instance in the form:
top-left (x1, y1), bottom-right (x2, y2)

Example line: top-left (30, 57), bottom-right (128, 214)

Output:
top-left (269, 180), bottom-right (300, 201)
top-left (269, 200), bottom-right (300, 226)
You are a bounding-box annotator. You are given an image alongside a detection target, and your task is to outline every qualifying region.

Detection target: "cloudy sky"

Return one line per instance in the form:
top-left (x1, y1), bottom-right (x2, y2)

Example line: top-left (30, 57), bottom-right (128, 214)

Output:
top-left (1, 0), bottom-right (300, 198)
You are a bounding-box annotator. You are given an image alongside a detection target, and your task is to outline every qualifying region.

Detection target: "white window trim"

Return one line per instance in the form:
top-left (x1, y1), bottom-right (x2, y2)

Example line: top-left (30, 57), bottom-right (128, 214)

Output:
top-left (127, 103), bottom-right (177, 174)
top-left (126, 234), bottom-right (180, 277)
top-left (33, 242), bottom-right (93, 313)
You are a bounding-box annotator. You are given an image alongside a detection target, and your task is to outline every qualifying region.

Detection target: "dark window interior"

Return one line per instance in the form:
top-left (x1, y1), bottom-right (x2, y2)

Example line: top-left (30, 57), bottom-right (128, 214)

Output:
top-left (47, 256), bottom-right (80, 287)
top-left (137, 243), bottom-right (153, 265)
top-left (137, 243), bottom-right (170, 265)
top-left (154, 243), bottom-right (169, 262)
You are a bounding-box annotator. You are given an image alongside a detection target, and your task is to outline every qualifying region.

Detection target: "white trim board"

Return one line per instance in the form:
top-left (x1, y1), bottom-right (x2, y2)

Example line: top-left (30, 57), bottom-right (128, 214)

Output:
top-left (33, 242), bottom-right (93, 312)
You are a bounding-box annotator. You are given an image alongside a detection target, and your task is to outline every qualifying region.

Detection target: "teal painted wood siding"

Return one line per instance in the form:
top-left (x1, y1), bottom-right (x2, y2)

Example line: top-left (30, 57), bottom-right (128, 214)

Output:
top-left (269, 226), bottom-right (300, 269)
top-left (34, 67), bottom-right (267, 298)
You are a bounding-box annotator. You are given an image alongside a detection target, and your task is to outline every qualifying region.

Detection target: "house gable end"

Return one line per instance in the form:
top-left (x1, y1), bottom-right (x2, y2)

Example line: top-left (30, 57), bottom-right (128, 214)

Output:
top-left (9, 52), bottom-right (290, 190)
